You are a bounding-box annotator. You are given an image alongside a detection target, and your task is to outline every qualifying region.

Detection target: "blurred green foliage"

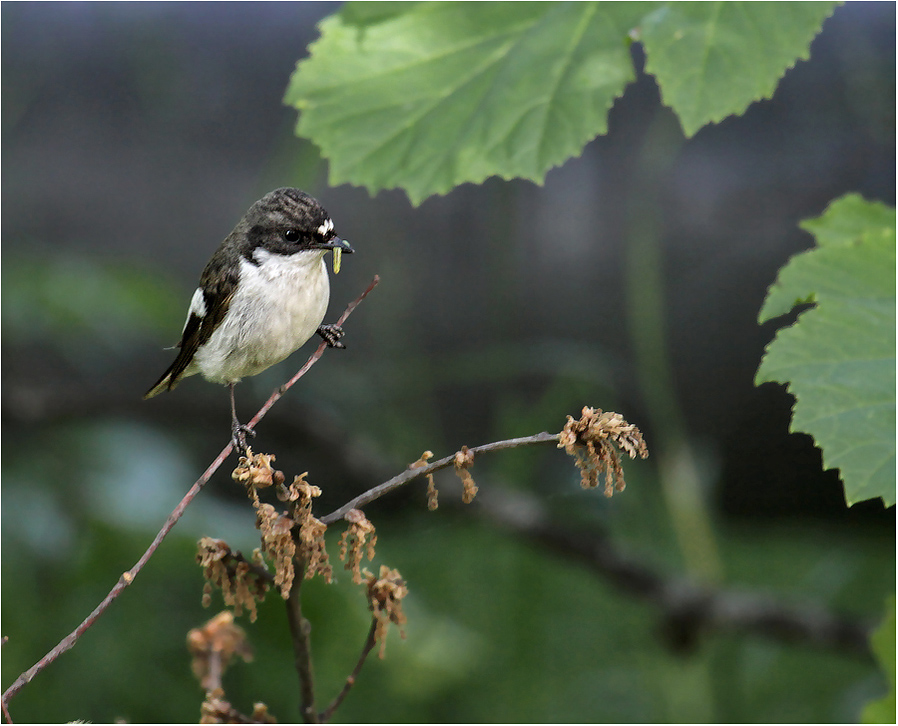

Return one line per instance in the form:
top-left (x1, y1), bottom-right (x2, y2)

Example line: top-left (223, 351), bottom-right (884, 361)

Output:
top-left (862, 597), bottom-right (897, 723)
top-left (2, 256), bottom-right (183, 352)
top-left (2, 409), bottom-right (894, 722)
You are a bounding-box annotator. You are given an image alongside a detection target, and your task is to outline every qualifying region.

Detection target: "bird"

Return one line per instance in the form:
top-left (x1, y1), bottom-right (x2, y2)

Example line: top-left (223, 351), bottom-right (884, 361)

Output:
top-left (145, 187), bottom-right (354, 452)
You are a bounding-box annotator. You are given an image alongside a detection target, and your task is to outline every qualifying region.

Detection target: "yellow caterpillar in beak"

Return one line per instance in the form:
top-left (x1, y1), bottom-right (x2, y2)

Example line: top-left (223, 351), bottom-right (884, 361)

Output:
top-left (333, 247), bottom-right (342, 274)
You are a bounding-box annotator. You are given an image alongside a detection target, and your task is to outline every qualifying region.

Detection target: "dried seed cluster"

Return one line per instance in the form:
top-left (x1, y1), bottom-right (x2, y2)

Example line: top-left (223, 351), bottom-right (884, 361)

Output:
top-left (189, 404), bottom-right (648, 724)
top-left (285, 474), bottom-right (333, 583)
top-left (410, 450), bottom-right (438, 510)
top-left (558, 406), bottom-right (649, 497)
top-left (364, 565), bottom-right (408, 659)
top-left (453, 445), bottom-right (478, 503)
top-left (199, 695), bottom-right (277, 725)
top-left (339, 509), bottom-right (377, 584)
top-left (255, 502), bottom-right (297, 598)
top-left (196, 538), bottom-right (269, 622)
top-left (232, 449), bottom-right (285, 489)
top-left (233, 452), bottom-right (333, 594)
top-left (187, 611), bottom-right (254, 692)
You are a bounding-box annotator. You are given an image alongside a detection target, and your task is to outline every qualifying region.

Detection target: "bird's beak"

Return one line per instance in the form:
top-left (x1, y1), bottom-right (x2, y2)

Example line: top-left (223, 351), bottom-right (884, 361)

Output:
top-left (315, 236), bottom-right (354, 253)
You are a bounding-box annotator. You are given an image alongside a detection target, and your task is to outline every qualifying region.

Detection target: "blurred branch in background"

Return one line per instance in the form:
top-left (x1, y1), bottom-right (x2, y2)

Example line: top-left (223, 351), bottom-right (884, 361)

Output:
top-left (480, 486), bottom-right (873, 659)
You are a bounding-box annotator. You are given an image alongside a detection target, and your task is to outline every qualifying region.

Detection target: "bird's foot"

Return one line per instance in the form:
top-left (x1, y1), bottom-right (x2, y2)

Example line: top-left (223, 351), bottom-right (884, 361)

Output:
top-left (231, 420), bottom-right (256, 455)
top-left (317, 323), bottom-right (346, 349)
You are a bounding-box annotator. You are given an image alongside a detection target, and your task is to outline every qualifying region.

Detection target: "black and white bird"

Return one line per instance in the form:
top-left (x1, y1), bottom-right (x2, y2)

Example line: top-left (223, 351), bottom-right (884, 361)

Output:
top-left (145, 188), bottom-right (354, 451)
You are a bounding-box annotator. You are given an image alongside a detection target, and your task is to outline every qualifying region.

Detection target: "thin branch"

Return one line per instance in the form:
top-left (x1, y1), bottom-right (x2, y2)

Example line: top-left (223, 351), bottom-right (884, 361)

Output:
top-left (249, 275), bottom-right (380, 431)
top-left (201, 696), bottom-right (275, 725)
top-left (318, 619), bottom-right (379, 723)
top-left (1, 443), bottom-right (231, 705)
top-left (205, 650), bottom-right (224, 694)
top-left (322, 425), bottom-right (872, 660)
top-left (321, 431), bottom-right (559, 524)
top-left (1, 277), bottom-right (379, 710)
top-left (285, 573), bottom-right (319, 724)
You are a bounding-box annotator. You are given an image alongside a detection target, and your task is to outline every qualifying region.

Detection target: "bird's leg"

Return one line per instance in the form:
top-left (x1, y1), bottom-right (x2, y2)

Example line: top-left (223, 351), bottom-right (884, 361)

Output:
top-left (229, 382), bottom-right (255, 454)
top-left (317, 323), bottom-right (346, 349)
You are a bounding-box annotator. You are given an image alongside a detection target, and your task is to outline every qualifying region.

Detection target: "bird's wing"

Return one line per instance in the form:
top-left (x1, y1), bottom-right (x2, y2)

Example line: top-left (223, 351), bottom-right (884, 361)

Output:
top-left (144, 261), bottom-right (239, 398)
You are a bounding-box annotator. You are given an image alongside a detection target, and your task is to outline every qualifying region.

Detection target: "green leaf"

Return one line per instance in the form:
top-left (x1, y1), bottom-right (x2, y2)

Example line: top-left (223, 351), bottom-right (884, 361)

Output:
top-left (756, 196), bottom-right (896, 506)
top-left (338, 1), bottom-right (425, 27)
top-left (285, 1), bottom-right (646, 204)
top-left (800, 192), bottom-right (897, 249)
top-left (286, 1), bottom-right (836, 203)
top-left (641, 2), bottom-right (838, 136)
top-left (862, 597), bottom-right (896, 724)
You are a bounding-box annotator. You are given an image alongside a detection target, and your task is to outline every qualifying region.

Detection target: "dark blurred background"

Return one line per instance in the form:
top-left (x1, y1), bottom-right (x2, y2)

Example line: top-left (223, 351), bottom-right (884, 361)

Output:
top-left (2, 2), bottom-right (894, 723)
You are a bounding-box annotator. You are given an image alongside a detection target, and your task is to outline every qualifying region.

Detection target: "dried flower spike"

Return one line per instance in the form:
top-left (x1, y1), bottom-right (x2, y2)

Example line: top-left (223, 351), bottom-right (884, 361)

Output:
top-left (426, 476), bottom-right (439, 511)
top-left (558, 406), bottom-right (648, 497)
top-left (410, 451), bottom-right (439, 510)
top-left (200, 692), bottom-right (277, 725)
top-left (250, 703), bottom-right (277, 724)
top-left (287, 473), bottom-right (332, 583)
top-left (454, 445), bottom-right (478, 503)
top-left (364, 565), bottom-right (408, 658)
top-left (340, 509), bottom-right (377, 584)
top-left (187, 611), bottom-right (253, 692)
top-left (232, 449), bottom-right (285, 490)
top-left (196, 537), bottom-right (269, 622)
top-left (256, 503), bottom-right (296, 598)
top-left (299, 513), bottom-right (332, 583)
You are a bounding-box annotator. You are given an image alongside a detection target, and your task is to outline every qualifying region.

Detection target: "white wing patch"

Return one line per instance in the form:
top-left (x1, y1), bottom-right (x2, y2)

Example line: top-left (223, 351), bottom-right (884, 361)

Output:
top-left (181, 287), bottom-right (206, 333)
top-left (188, 287), bottom-right (207, 318)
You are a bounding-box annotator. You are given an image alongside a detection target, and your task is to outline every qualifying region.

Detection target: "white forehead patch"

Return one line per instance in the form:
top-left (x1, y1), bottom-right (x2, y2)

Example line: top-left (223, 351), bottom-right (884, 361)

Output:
top-left (317, 219), bottom-right (334, 237)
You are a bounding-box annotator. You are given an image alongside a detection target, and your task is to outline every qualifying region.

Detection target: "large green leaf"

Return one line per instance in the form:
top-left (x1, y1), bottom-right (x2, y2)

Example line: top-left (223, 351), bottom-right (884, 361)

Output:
top-left (756, 196), bottom-right (896, 506)
top-left (285, 2), bottom-right (645, 204)
top-left (640, 2), bottom-right (837, 136)
top-left (285, 1), bottom-right (836, 204)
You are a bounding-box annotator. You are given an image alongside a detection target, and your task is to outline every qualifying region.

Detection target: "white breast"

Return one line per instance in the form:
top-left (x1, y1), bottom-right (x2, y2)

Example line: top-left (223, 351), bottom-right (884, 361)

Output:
top-left (192, 248), bottom-right (330, 384)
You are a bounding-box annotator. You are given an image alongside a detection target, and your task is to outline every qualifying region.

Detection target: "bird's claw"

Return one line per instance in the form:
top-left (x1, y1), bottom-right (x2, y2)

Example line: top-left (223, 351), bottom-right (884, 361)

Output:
top-left (317, 323), bottom-right (346, 349)
top-left (231, 421), bottom-right (256, 455)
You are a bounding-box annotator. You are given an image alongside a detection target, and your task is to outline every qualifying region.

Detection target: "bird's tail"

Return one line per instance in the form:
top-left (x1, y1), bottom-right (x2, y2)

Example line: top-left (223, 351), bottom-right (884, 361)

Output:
top-left (144, 364), bottom-right (179, 399)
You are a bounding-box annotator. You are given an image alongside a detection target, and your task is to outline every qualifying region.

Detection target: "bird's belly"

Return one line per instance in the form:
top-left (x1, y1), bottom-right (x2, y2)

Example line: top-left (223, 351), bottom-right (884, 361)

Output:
top-left (193, 255), bottom-right (330, 384)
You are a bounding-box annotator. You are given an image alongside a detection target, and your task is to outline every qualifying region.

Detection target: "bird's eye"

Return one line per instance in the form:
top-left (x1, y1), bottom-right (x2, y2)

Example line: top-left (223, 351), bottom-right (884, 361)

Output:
top-left (284, 229), bottom-right (300, 243)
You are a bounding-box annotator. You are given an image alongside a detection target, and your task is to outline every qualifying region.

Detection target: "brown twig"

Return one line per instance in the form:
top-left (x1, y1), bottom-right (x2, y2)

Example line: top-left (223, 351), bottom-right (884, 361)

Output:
top-left (0, 276), bottom-right (379, 712)
top-left (249, 275), bottom-right (380, 430)
top-left (322, 424), bottom-right (872, 661)
top-left (320, 431), bottom-right (559, 525)
top-left (205, 649), bottom-right (224, 693)
top-left (0, 690), bottom-right (11, 725)
top-left (230, 549), bottom-right (276, 585)
top-left (1, 444), bottom-right (231, 707)
top-left (318, 619), bottom-right (378, 723)
top-left (285, 573), bottom-right (319, 724)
